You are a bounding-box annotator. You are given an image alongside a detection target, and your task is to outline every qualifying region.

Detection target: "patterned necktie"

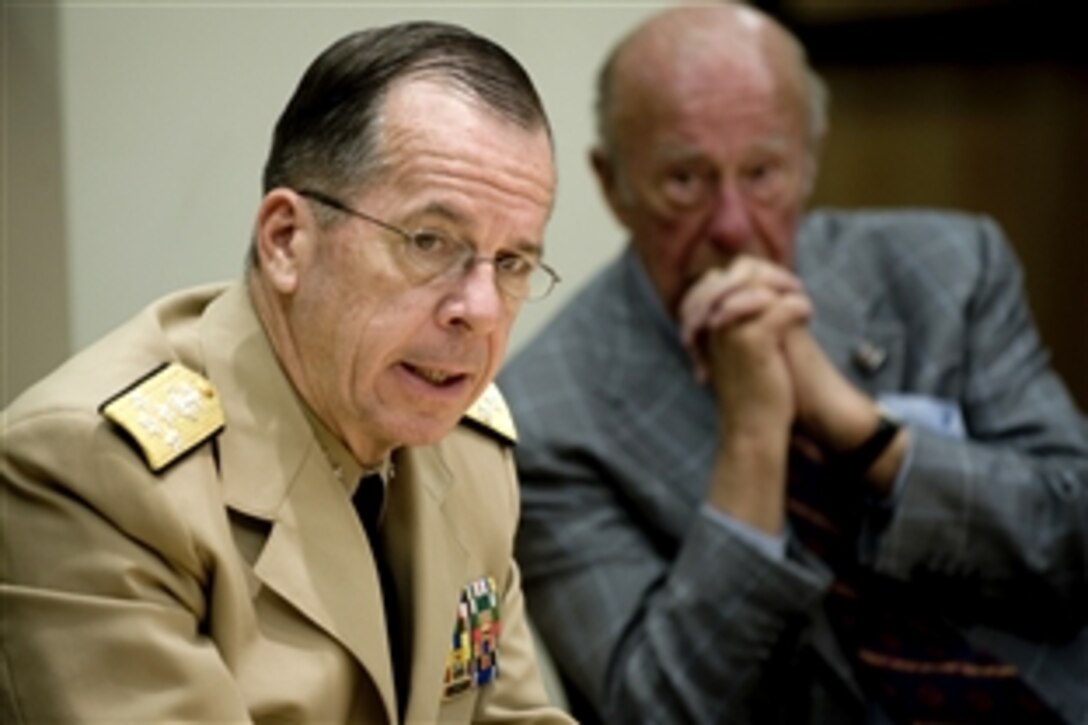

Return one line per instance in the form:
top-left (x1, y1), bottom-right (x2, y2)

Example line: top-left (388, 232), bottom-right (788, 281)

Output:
top-left (353, 474), bottom-right (408, 719)
top-left (787, 448), bottom-right (1064, 724)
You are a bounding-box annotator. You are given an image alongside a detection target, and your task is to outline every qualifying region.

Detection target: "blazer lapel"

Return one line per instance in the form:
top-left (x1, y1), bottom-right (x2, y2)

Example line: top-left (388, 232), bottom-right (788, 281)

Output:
top-left (807, 272), bottom-right (905, 397)
top-left (198, 283), bottom-right (398, 723)
top-left (385, 444), bottom-right (471, 723)
top-left (797, 221), bottom-right (907, 395)
top-left (795, 225), bottom-right (907, 696)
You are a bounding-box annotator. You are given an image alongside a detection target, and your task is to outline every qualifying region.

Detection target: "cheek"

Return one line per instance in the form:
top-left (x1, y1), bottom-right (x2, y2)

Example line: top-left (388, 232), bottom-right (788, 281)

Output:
top-left (755, 204), bottom-right (801, 266)
top-left (353, 285), bottom-right (440, 363)
top-left (340, 306), bottom-right (409, 406)
top-left (301, 270), bottom-right (388, 369)
top-left (634, 217), bottom-right (706, 308)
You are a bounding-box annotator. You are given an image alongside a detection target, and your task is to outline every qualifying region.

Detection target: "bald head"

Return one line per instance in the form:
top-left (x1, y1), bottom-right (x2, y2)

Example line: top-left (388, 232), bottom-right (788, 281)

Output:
top-left (587, 3), bottom-right (826, 310)
top-left (595, 4), bottom-right (826, 161)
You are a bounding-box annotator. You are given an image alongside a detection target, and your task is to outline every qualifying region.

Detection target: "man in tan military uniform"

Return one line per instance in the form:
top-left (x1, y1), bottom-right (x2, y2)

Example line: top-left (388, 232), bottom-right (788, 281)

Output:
top-left (1, 21), bottom-right (570, 724)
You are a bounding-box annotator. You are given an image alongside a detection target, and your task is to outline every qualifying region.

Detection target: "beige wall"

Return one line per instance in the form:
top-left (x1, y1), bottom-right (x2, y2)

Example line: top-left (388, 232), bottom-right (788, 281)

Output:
top-left (4, 1), bottom-right (665, 406)
top-left (4, 3), bottom-right (71, 407)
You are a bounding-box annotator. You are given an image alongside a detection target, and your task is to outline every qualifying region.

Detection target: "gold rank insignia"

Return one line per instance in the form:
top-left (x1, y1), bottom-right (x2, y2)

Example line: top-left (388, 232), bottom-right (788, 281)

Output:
top-left (462, 383), bottom-right (517, 445)
top-left (99, 362), bottom-right (224, 472)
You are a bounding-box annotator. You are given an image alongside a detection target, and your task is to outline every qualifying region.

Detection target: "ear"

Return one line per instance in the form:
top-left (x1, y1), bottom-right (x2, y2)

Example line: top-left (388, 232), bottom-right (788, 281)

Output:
top-left (589, 147), bottom-right (635, 230)
top-left (254, 189), bottom-right (312, 294)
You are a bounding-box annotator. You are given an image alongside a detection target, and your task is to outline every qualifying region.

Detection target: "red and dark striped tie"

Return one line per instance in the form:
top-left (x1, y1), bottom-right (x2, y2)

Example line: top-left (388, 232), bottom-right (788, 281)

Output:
top-left (787, 448), bottom-right (1064, 724)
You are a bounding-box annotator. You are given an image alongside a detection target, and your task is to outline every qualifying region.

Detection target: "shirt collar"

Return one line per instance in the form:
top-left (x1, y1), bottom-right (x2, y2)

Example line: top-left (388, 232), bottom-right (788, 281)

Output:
top-left (302, 406), bottom-right (393, 496)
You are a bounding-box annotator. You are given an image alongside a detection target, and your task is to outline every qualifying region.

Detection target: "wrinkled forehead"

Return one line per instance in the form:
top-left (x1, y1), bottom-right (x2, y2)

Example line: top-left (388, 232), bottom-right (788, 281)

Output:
top-left (610, 7), bottom-right (808, 134)
top-left (376, 78), bottom-right (555, 205)
top-left (357, 78), bottom-right (556, 252)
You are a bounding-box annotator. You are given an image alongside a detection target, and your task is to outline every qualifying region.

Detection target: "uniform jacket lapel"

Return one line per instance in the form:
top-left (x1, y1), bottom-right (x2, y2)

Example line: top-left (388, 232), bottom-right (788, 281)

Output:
top-left (386, 443), bottom-right (471, 722)
top-left (197, 283), bottom-right (399, 722)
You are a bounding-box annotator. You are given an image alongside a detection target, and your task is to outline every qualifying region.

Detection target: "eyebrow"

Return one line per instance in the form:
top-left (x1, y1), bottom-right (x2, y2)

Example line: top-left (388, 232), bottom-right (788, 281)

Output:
top-left (655, 134), bottom-right (794, 165)
top-left (413, 201), bottom-right (545, 258)
top-left (655, 145), bottom-right (710, 166)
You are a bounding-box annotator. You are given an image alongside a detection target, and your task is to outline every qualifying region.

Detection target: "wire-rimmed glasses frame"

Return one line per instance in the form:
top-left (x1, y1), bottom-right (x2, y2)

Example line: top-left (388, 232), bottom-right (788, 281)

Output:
top-left (294, 188), bottom-right (561, 302)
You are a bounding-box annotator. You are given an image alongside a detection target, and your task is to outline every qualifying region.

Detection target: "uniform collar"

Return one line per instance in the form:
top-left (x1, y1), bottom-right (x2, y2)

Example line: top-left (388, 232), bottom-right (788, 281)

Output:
top-left (302, 406), bottom-right (394, 496)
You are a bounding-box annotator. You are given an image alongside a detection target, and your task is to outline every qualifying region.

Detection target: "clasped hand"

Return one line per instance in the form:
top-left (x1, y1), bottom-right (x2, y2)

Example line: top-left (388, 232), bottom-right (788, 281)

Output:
top-left (679, 256), bottom-right (888, 470)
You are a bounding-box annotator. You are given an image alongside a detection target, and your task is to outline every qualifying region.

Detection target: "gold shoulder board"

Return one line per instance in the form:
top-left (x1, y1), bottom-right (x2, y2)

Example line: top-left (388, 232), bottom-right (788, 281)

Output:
top-left (462, 383), bottom-right (517, 445)
top-left (99, 362), bottom-right (225, 472)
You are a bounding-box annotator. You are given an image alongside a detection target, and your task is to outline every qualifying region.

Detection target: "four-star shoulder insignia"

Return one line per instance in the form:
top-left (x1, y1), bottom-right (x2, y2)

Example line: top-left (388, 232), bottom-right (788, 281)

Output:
top-left (99, 362), bottom-right (225, 472)
top-left (462, 383), bottom-right (517, 445)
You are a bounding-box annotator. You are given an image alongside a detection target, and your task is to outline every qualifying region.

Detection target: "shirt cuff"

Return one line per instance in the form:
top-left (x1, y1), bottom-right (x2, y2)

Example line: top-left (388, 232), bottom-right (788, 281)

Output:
top-left (700, 502), bottom-right (788, 560)
top-left (875, 392), bottom-right (965, 506)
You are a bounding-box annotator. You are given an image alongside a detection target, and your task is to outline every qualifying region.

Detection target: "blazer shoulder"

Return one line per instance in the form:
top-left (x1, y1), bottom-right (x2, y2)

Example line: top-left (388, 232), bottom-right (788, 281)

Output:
top-left (804, 208), bottom-right (997, 247)
top-left (800, 208), bottom-right (1008, 276)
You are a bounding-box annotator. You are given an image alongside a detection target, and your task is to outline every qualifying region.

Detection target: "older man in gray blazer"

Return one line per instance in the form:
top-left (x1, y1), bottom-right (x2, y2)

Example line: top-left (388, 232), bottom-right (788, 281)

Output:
top-left (499, 5), bottom-right (1088, 724)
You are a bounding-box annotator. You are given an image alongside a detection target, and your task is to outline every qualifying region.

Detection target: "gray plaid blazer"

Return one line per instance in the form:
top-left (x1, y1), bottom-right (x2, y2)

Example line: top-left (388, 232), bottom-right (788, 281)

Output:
top-left (499, 209), bottom-right (1088, 724)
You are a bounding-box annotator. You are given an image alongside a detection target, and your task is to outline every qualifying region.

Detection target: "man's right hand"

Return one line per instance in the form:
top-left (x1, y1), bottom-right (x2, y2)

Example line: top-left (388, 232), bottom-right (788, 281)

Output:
top-left (678, 258), bottom-right (812, 533)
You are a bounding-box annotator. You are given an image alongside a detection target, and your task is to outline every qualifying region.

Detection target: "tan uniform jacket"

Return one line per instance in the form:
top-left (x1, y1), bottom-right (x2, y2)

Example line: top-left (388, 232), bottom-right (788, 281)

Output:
top-left (1, 282), bottom-right (572, 724)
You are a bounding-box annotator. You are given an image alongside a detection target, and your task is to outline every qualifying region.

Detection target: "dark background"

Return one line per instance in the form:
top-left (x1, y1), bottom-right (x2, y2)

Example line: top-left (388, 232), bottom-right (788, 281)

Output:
top-left (755, 0), bottom-right (1088, 407)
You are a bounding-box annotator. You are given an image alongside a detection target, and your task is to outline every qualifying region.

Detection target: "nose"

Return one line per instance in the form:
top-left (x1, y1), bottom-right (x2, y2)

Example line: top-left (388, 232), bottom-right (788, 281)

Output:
top-left (437, 260), bottom-right (508, 333)
top-left (705, 179), bottom-right (755, 253)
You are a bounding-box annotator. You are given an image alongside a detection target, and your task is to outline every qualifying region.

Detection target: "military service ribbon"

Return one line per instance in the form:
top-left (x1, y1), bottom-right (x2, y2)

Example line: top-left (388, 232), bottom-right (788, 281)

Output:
top-left (443, 575), bottom-right (502, 699)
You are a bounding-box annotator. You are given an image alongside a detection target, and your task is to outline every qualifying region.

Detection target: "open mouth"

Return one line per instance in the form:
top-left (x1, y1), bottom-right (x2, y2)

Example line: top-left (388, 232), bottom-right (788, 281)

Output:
top-left (403, 363), bottom-right (467, 388)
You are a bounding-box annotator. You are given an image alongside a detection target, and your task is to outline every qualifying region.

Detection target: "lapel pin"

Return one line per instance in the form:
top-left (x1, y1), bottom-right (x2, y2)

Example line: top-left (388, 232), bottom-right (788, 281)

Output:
top-left (852, 341), bottom-right (887, 376)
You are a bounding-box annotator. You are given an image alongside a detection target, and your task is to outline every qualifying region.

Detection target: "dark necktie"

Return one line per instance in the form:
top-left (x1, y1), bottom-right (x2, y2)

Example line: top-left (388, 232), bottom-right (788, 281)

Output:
top-left (353, 474), bottom-right (408, 720)
top-left (787, 448), bottom-right (1064, 724)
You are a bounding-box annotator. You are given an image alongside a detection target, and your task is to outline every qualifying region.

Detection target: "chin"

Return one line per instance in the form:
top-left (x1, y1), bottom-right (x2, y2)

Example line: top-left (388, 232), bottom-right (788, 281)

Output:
top-left (396, 412), bottom-right (463, 448)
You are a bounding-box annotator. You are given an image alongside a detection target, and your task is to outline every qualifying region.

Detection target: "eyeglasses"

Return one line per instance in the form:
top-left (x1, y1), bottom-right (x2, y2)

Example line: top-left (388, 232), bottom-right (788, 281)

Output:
top-left (295, 188), bottom-right (561, 302)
